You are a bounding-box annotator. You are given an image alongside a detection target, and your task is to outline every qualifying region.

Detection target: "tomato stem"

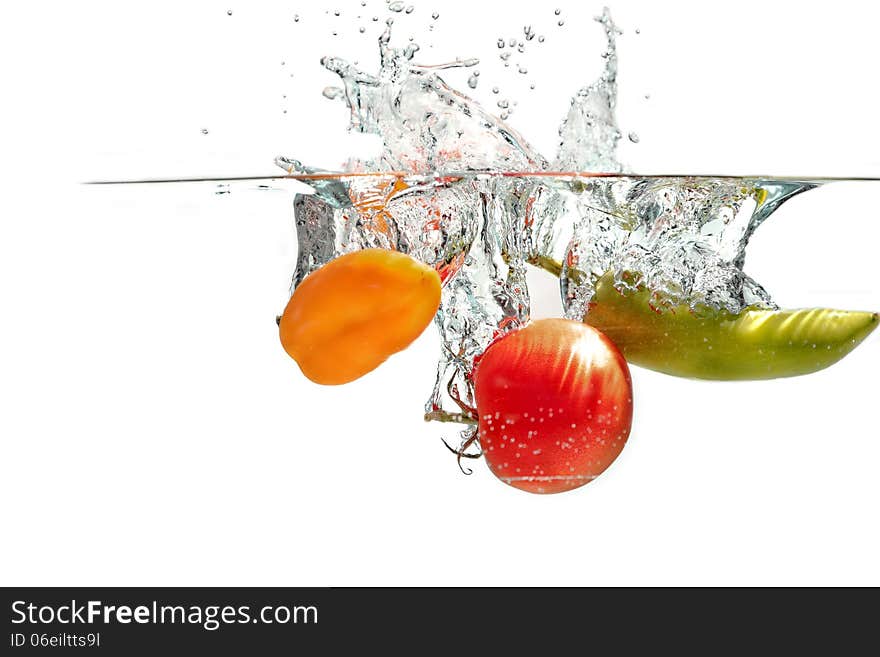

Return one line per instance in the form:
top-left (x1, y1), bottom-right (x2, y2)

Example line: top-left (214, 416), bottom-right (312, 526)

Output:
top-left (423, 410), bottom-right (477, 425)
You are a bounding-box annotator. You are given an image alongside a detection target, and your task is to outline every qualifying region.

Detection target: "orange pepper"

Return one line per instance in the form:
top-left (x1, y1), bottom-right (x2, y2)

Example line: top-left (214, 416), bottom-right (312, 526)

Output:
top-left (279, 249), bottom-right (442, 385)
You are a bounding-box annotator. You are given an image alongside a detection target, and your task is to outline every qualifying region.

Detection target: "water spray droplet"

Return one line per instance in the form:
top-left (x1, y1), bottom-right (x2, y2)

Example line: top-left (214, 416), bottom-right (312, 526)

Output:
top-left (538, 35), bottom-right (545, 43)
top-left (226, 10), bottom-right (232, 16)
top-left (558, 20), bottom-right (564, 27)
top-left (497, 39), bottom-right (505, 48)
top-left (518, 65), bottom-right (527, 74)
top-left (492, 86), bottom-right (499, 94)
top-left (432, 12), bottom-right (439, 20)
top-left (389, 1), bottom-right (404, 12)
top-left (294, 14), bottom-right (300, 22)
top-left (554, 8), bottom-right (561, 15)
top-left (635, 28), bottom-right (641, 34)
top-left (200, 128), bottom-right (209, 135)
top-left (405, 5), bottom-right (414, 14)
top-left (360, 26), bottom-right (366, 33)
top-left (467, 73), bottom-right (479, 89)
top-left (628, 132), bottom-right (640, 143)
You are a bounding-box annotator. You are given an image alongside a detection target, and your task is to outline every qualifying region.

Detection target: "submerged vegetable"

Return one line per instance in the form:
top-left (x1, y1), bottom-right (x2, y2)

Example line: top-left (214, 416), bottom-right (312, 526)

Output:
top-left (279, 248), bottom-right (441, 385)
top-left (474, 319), bottom-right (633, 494)
top-left (583, 272), bottom-right (878, 380)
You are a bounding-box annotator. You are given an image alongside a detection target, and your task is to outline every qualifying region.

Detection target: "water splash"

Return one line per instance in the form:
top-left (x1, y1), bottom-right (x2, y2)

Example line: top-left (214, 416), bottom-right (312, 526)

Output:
top-left (283, 7), bottom-right (819, 428)
top-left (553, 8), bottom-right (623, 172)
top-left (309, 23), bottom-right (546, 173)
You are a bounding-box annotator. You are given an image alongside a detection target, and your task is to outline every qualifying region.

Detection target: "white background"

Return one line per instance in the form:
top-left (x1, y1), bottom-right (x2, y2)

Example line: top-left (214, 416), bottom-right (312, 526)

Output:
top-left (2, 0), bottom-right (879, 586)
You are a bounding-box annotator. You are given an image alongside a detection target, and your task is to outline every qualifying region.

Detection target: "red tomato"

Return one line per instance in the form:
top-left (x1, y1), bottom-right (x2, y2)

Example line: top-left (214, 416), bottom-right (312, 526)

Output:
top-left (474, 318), bottom-right (633, 494)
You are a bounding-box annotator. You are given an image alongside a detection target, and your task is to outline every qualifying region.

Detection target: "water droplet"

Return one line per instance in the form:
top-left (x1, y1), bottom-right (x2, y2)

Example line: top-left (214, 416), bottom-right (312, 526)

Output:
top-left (323, 86), bottom-right (344, 99)
top-left (492, 86), bottom-right (499, 94)
top-left (508, 38), bottom-right (516, 47)
top-left (554, 8), bottom-right (561, 15)
top-left (200, 128), bottom-right (209, 135)
top-left (538, 35), bottom-right (545, 43)
top-left (226, 9), bottom-right (232, 16)
top-left (294, 14), bottom-right (300, 22)
top-left (432, 12), bottom-right (439, 20)
top-left (500, 51), bottom-right (511, 61)
top-left (389, 1), bottom-right (404, 12)
top-left (644, 93), bottom-right (650, 100)
top-left (360, 26), bottom-right (366, 33)
top-left (497, 39), bottom-right (505, 48)
top-left (518, 65), bottom-right (527, 74)
top-left (530, 83), bottom-right (536, 90)
top-left (372, 16), bottom-right (379, 21)
top-left (361, 1), bottom-right (367, 5)
top-left (473, 70), bottom-right (480, 77)
top-left (497, 99), bottom-right (509, 109)
top-left (628, 132), bottom-right (640, 143)
top-left (635, 28), bottom-right (641, 34)
top-left (405, 5), bottom-right (414, 14)
top-left (280, 61), bottom-right (285, 66)
top-left (334, 10), bottom-right (340, 17)
top-left (467, 73), bottom-right (479, 89)
top-left (332, 31), bottom-right (338, 36)
top-left (558, 20), bottom-right (564, 27)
